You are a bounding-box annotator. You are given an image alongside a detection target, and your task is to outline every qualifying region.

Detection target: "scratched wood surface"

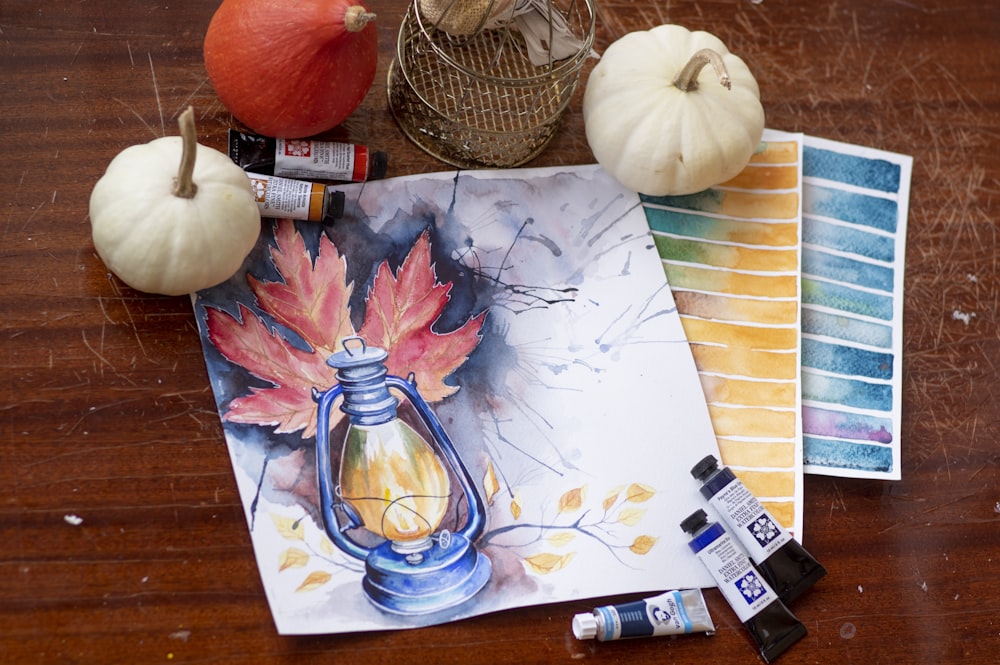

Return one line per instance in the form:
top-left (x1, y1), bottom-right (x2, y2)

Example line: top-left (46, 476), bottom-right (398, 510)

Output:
top-left (2, 1), bottom-right (999, 663)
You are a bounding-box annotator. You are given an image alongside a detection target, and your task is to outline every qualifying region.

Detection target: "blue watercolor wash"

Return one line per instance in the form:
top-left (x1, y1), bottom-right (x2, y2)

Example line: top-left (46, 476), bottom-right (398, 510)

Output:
top-left (802, 277), bottom-right (894, 321)
top-left (803, 146), bottom-right (902, 193)
top-left (803, 436), bottom-right (894, 473)
top-left (805, 185), bottom-right (898, 233)
top-left (645, 206), bottom-right (731, 240)
top-left (802, 215), bottom-right (896, 263)
top-left (802, 309), bottom-right (893, 349)
top-left (802, 339), bottom-right (894, 380)
top-left (802, 247), bottom-right (895, 293)
top-left (802, 371), bottom-right (894, 411)
top-left (640, 190), bottom-right (726, 215)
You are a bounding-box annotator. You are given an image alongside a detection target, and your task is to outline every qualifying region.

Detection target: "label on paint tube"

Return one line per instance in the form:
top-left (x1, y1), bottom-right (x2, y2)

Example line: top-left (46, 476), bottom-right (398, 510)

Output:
top-left (695, 525), bottom-right (780, 624)
top-left (708, 477), bottom-right (791, 562)
top-left (247, 174), bottom-right (325, 221)
top-left (598, 591), bottom-right (705, 639)
top-left (572, 589), bottom-right (714, 641)
top-left (273, 138), bottom-right (362, 182)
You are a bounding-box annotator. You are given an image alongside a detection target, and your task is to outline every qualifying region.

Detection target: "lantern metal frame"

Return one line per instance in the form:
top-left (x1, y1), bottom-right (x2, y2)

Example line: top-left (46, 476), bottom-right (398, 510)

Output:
top-left (313, 338), bottom-right (492, 615)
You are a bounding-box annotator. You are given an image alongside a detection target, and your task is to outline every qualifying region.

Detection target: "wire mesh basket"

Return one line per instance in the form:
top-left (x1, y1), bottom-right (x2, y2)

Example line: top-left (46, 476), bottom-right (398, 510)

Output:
top-left (388, 0), bottom-right (596, 168)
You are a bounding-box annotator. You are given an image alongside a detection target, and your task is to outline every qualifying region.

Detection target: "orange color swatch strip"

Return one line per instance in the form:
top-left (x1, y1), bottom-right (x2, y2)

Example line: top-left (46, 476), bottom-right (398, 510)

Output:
top-left (642, 130), bottom-right (805, 535)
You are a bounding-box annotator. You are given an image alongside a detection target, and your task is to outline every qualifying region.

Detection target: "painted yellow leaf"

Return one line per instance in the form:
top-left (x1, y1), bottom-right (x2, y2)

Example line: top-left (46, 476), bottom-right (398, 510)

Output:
top-left (484, 461), bottom-right (500, 506)
top-left (630, 535), bottom-right (658, 555)
top-left (558, 486), bottom-right (586, 514)
top-left (320, 536), bottom-right (336, 556)
top-left (625, 483), bottom-right (655, 503)
top-left (278, 547), bottom-right (310, 572)
top-left (296, 570), bottom-right (332, 592)
top-left (523, 552), bottom-right (575, 574)
top-left (616, 507), bottom-right (646, 526)
top-left (271, 513), bottom-right (305, 541)
top-left (510, 494), bottom-right (522, 520)
top-left (546, 531), bottom-right (576, 548)
top-left (603, 486), bottom-right (624, 511)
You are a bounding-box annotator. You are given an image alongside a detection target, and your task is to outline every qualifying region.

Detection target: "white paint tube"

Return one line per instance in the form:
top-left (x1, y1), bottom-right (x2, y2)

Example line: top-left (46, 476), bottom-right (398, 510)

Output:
top-left (571, 588), bottom-right (715, 641)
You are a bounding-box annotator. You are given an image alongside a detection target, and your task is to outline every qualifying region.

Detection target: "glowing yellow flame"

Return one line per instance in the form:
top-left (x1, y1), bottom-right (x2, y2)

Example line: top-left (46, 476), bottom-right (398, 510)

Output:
top-left (339, 419), bottom-right (451, 543)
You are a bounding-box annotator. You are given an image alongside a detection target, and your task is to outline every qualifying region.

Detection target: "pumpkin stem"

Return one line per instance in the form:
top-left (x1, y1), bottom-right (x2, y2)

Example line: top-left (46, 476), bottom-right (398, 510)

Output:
top-left (673, 48), bottom-right (732, 93)
top-left (345, 6), bottom-right (376, 32)
top-left (173, 106), bottom-right (198, 200)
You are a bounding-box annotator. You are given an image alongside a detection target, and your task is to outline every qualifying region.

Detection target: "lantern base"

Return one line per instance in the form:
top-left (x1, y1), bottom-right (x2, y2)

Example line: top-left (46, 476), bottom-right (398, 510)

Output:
top-left (362, 533), bottom-right (491, 615)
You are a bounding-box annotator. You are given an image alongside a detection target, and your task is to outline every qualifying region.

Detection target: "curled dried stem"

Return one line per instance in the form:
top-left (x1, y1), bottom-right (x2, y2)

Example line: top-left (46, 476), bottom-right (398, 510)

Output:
top-left (673, 48), bottom-right (732, 92)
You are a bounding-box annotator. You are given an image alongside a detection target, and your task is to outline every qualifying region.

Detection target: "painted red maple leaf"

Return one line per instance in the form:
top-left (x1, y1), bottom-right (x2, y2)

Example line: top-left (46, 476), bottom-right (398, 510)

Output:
top-left (206, 221), bottom-right (486, 439)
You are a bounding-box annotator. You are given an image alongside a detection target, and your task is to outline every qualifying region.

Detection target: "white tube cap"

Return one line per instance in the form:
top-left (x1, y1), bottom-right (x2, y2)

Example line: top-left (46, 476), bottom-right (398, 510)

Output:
top-left (572, 612), bottom-right (598, 640)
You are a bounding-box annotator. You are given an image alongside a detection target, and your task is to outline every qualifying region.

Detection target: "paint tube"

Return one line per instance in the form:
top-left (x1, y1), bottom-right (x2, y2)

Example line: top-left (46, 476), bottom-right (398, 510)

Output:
top-left (681, 509), bottom-right (806, 664)
top-left (571, 588), bottom-right (715, 641)
top-left (229, 130), bottom-right (387, 183)
top-left (690, 455), bottom-right (826, 605)
top-left (246, 173), bottom-right (345, 224)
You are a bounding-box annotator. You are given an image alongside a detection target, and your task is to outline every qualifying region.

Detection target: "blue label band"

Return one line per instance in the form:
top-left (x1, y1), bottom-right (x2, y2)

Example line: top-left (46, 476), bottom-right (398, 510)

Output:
top-left (687, 522), bottom-right (725, 554)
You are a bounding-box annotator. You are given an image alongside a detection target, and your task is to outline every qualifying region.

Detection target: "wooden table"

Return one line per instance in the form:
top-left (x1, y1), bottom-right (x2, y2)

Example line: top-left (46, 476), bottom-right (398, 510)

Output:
top-left (3, 1), bottom-right (999, 663)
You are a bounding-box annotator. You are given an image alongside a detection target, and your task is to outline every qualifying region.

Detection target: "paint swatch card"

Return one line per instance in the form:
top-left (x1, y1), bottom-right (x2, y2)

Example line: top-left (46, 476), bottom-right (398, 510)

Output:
top-left (192, 165), bottom-right (722, 635)
top-left (641, 129), bottom-right (805, 536)
top-left (800, 136), bottom-right (912, 479)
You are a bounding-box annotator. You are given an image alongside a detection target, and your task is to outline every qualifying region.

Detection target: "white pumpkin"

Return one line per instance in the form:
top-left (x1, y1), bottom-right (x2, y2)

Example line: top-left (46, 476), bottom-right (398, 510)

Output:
top-left (583, 24), bottom-right (765, 196)
top-left (89, 106), bottom-right (261, 296)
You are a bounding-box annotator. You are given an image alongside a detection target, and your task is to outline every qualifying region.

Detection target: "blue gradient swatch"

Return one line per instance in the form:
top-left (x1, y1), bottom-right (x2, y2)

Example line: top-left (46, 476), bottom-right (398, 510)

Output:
top-left (804, 146), bottom-right (902, 193)
top-left (802, 247), bottom-right (895, 292)
top-left (802, 338), bottom-right (894, 381)
top-left (802, 436), bottom-right (894, 472)
top-left (802, 372), bottom-right (893, 412)
top-left (802, 309), bottom-right (893, 349)
top-left (802, 277), bottom-right (894, 320)
top-left (804, 185), bottom-right (898, 233)
top-left (803, 216), bottom-right (896, 263)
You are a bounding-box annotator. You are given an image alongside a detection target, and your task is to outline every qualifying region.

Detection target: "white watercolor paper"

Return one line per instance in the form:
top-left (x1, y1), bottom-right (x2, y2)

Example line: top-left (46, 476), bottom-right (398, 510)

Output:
top-left (193, 165), bottom-right (722, 635)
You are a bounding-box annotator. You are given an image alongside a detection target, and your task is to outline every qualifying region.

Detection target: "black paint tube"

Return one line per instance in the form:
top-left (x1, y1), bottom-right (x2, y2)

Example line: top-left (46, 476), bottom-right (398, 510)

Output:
top-left (681, 509), bottom-right (806, 664)
top-left (229, 130), bottom-right (387, 183)
top-left (691, 455), bottom-right (826, 605)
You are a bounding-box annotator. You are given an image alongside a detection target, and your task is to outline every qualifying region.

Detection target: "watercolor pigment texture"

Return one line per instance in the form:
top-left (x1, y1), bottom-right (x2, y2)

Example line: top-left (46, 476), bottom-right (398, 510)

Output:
top-left (192, 165), bottom-right (722, 635)
top-left (800, 136), bottom-right (911, 479)
top-left (641, 130), bottom-right (805, 536)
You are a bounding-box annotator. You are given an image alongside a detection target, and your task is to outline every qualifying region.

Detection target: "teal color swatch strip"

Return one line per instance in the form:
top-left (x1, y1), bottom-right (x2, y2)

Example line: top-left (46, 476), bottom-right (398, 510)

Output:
top-left (802, 216), bottom-right (896, 263)
top-left (801, 137), bottom-right (912, 479)
top-left (803, 146), bottom-right (902, 193)
top-left (802, 247), bottom-right (895, 292)
top-left (802, 436), bottom-right (894, 473)
top-left (801, 309), bottom-right (893, 349)
top-left (802, 277), bottom-right (894, 321)
top-left (801, 339), bottom-right (894, 381)
top-left (805, 185), bottom-right (899, 233)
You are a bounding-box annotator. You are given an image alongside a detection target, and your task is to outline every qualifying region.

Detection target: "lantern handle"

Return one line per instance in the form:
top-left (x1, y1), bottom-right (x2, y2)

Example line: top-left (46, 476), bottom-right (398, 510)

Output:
top-left (386, 375), bottom-right (487, 543)
top-left (313, 383), bottom-right (370, 561)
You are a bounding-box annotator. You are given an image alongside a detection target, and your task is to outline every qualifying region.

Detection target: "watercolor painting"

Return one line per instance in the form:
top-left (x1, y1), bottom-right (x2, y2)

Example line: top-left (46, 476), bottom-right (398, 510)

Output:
top-left (641, 130), bottom-right (805, 536)
top-left (800, 136), bottom-right (912, 478)
top-left (192, 165), bottom-right (722, 635)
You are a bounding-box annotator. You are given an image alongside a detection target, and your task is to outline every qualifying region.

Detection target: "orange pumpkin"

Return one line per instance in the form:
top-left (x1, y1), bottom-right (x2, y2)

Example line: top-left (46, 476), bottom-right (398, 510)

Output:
top-left (204, 0), bottom-right (377, 139)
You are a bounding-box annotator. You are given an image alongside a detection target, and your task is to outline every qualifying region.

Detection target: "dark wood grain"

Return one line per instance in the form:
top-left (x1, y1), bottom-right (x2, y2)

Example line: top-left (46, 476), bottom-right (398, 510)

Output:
top-left (3, 1), bottom-right (1000, 663)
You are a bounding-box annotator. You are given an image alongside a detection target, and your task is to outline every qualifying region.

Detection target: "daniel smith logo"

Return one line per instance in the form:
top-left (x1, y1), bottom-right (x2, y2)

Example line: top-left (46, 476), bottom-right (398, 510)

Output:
top-left (736, 570), bottom-right (767, 604)
top-left (748, 515), bottom-right (780, 546)
top-left (284, 140), bottom-right (311, 158)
